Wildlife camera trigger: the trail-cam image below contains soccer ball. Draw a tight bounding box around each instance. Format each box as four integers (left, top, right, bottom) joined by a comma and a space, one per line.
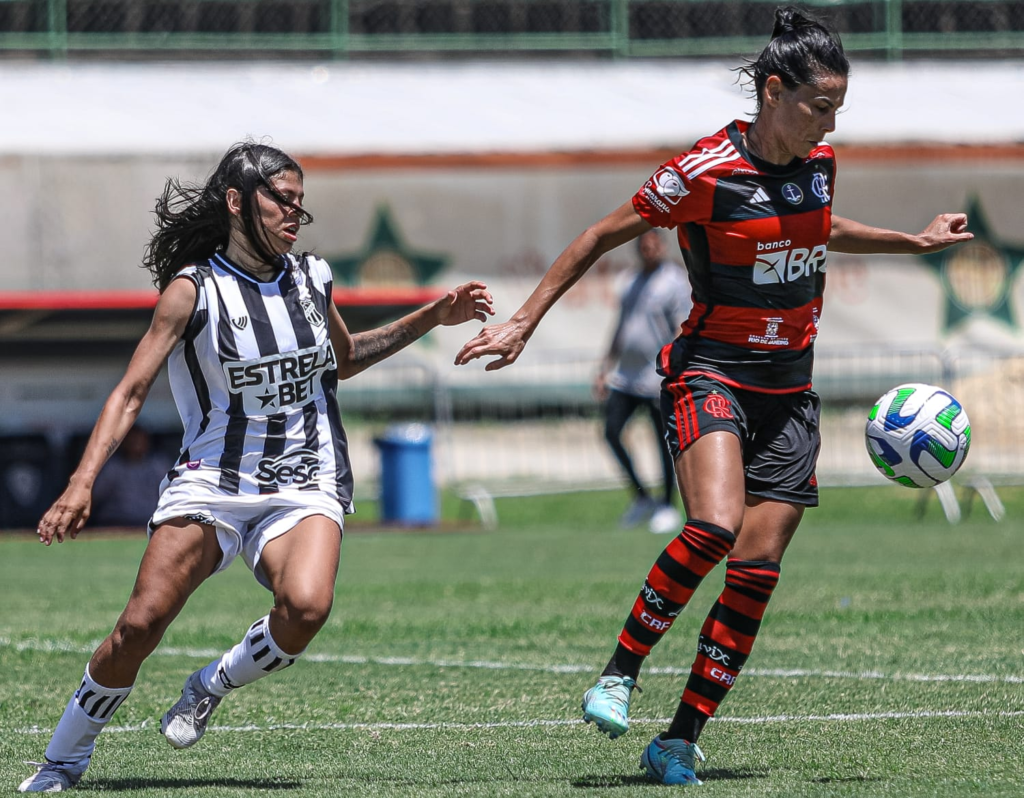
864, 383, 971, 488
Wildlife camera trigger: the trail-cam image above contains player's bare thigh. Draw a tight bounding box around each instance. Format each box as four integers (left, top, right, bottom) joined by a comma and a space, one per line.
90, 518, 221, 686
259, 515, 342, 653
674, 430, 746, 533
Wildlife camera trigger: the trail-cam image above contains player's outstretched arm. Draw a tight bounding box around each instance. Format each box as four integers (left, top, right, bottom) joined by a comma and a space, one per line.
455, 202, 650, 371
37, 278, 195, 546
329, 281, 494, 380
828, 213, 973, 255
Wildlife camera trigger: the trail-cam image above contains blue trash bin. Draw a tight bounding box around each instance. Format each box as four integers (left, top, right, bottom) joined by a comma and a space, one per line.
374, 423, 437, 526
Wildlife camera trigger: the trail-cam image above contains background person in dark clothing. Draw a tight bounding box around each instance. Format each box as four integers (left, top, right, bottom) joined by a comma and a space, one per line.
593, 229, 690, 533
89, 426, 169, 528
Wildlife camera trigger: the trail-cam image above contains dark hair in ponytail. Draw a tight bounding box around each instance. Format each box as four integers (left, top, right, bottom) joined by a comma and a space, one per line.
142, 141, 313, 291
737, 6, 850, 114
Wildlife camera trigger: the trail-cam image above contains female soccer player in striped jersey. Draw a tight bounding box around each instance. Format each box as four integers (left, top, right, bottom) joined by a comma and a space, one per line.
18, 142, 493, 793
457, 7, 971, 786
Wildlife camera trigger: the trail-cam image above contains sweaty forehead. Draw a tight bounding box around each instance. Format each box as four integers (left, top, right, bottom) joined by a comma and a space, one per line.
808, 73, 848, 101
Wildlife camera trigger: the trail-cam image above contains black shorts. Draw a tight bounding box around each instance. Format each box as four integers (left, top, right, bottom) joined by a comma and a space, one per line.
661, 373, 821, 506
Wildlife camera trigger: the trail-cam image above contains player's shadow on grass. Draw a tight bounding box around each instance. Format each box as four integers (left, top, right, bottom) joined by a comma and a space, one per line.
573, 768, 764, 788
572, 775, 655, 788
79, 777, 302, 791
811, 775, 882, 785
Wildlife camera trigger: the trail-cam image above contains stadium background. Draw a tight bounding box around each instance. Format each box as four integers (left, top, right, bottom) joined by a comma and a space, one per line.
0, 0, 1022, 527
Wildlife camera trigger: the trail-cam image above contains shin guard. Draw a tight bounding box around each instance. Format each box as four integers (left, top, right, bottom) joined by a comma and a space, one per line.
199, 615, 303, 698
679, 559, 781, 726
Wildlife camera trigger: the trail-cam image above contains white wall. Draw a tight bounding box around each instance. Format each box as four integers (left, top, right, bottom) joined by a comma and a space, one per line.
0, 60, 1019, 156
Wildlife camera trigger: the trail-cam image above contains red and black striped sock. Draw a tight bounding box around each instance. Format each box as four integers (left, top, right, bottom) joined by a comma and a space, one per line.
606, 521, 735, 679
665, 558, 781, 742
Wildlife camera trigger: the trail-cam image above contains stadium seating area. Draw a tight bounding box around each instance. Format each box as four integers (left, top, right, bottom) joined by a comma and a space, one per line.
0, 431, 183, 529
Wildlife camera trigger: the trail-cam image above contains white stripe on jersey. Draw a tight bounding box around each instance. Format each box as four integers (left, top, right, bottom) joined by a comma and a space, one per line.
213, 267, 263, 353
687, 151, 740, 180
677, 138, 732, 169
678, 140, 738, 178
684, 148, 740, 180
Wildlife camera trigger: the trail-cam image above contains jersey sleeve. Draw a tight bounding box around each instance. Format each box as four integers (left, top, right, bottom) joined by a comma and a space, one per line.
632, 154, 714, 230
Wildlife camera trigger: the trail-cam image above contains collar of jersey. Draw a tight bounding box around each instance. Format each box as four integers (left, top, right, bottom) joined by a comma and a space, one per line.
211, 252, 287, 285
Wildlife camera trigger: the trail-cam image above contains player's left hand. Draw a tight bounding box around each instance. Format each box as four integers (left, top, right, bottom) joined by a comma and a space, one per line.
37, 482, 92, 546
915, 213, 974, 253
454, 317, 531, 371
435, 281, 495, 326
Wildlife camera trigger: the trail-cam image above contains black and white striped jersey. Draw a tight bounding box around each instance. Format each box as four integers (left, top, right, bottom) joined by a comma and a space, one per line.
163, 252, 353, 511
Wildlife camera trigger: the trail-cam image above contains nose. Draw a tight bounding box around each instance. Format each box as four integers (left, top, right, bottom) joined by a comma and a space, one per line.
822, 109, 837, 134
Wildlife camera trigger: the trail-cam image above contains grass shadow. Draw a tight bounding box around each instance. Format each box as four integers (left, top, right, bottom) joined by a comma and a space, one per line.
573, 767, 764, 788
80, 777, 302, 791
572, 774, 659, 788
701, 768, 765, 781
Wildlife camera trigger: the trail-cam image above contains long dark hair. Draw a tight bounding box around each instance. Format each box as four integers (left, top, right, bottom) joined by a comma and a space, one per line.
143, 142, 313, 291
738, 6, 850, 115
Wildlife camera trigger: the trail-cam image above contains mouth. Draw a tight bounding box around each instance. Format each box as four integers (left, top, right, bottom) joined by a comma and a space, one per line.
281, 224, 299, 243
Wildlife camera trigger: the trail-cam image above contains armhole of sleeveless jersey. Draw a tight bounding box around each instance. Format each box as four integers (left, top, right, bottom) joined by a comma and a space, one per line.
305, 253, 334, 297
170, 269, 203, 342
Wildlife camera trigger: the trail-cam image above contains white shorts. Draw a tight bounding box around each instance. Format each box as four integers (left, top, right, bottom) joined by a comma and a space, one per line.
149, 482, 345, 590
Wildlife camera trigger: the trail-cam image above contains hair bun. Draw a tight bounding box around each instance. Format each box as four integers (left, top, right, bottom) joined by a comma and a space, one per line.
772, 5, 813, 38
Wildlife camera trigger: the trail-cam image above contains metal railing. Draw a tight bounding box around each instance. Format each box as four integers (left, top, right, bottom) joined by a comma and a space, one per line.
1, 0, 1022, 60
328, 347, 1024, 493
0, 346, 1018, 529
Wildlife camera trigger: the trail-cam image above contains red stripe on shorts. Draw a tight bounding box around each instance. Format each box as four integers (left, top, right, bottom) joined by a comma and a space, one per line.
669, 380, 699, 448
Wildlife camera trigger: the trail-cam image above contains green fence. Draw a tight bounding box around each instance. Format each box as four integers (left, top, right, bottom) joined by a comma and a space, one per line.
1, 0, 1022, 60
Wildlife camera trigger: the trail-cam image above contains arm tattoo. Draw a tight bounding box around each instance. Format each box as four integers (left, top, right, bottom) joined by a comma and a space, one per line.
351, 320, 419, 368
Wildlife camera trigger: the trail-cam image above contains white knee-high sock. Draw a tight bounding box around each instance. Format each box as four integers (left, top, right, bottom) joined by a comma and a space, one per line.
198, 615, 303, 698
45, 666, 133, 765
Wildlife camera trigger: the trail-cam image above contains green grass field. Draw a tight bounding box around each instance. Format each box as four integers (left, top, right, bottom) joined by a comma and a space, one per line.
2, 486, 1023, 796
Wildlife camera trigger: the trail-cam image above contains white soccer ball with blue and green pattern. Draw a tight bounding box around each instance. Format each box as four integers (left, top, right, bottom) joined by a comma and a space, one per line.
865, 383, 971, 488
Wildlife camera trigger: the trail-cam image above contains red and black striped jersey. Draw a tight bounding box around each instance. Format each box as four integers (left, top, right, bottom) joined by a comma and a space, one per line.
632, 120, 835, 394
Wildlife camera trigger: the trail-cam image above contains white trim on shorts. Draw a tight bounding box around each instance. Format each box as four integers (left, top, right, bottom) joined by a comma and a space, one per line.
149, 481, 345, 590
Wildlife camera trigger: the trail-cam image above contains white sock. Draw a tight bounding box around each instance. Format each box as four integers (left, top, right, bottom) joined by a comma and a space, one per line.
45, 666, 133, 765
199, 615, 303, 698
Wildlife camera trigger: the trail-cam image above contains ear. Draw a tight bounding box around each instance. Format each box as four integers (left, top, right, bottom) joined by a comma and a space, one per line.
226, 187, 243, 217
763, 75, 784, 108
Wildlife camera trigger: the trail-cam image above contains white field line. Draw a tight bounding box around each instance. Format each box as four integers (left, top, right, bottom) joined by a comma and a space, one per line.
13, 709, 1024, 737
4, 635, 1024, 685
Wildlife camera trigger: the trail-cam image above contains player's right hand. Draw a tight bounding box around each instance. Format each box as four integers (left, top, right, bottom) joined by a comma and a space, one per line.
37, 484, 91, 545
454, 318, 531, 371
914, 213, 973, 253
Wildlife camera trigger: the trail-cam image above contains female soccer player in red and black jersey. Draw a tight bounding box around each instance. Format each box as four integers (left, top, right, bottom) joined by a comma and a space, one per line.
456, 6, 972, 786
